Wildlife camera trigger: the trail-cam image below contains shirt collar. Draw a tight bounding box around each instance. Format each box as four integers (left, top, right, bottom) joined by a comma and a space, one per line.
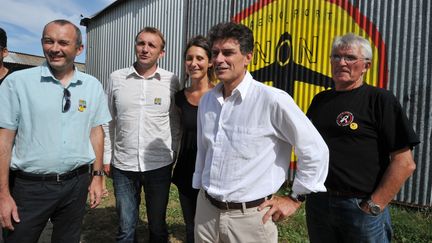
40, 62, 83, 86
234, 71, 253, 100
129, 63, 162, 80
212, 71, 253, 103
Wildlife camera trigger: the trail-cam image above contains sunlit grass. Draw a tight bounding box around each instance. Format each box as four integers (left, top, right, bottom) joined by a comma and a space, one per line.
81, 178, 432, 243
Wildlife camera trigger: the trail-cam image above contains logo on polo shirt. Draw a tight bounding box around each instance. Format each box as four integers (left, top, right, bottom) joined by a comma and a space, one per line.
78, 99, 87, 112
336, 111, 354, 127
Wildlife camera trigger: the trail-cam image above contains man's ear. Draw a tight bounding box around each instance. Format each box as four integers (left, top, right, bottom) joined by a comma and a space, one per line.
244, 52, 253, 66
75, 44, 84, 57
2, 47, 9, 58
362, 61, 371, 74
159, 49, 166, 59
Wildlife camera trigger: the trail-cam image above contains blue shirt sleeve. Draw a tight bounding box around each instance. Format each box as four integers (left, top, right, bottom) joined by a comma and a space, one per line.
0, 75, 20, 130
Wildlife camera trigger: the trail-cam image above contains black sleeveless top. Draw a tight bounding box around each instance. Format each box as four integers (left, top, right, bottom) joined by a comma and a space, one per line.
172, 89, 200, 198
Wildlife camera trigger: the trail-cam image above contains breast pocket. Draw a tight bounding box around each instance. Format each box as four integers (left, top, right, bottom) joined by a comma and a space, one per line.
227, 126, 267, 161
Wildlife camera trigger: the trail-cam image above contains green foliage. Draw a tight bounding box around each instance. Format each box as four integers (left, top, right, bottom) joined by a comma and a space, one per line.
390, 205, 432, 243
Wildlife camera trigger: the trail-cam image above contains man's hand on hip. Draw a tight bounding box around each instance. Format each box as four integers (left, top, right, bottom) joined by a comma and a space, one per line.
258, 195, 301, 223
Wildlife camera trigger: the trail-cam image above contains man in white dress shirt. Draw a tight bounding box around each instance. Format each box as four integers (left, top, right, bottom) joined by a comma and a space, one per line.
103, 27, 180, 243
192, 22, 329, 243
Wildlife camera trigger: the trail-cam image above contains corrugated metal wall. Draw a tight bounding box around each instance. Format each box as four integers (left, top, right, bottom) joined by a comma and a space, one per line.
361, 0, 432, 207
85, 0, 185, 86
185, 0, 232, 39
84, 0, 431, 207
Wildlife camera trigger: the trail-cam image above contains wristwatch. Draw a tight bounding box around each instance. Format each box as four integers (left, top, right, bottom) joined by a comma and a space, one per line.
366, 199, 381, 216
288, 191, 306, 202
92, 170, 105, 176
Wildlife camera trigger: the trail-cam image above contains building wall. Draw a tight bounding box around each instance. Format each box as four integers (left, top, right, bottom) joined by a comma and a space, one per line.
85, 0, 185, 84
84, 0, 431, 207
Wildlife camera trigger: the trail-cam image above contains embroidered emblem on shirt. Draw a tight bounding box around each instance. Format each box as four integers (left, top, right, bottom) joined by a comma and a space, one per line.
336, 111, 354, 127
154, 98, 162, 105
78, 99, 87, 112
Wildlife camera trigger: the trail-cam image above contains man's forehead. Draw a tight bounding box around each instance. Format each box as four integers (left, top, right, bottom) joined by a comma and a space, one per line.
43, 23, 75, 37
45, 22, 74, 31
334, 45, 359, 53
212, 38, 240, 49
137, 32, 162, 42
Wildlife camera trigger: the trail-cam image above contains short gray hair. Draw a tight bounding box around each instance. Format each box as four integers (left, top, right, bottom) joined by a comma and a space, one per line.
331, 33, 372, 60
42, 19, 82, 47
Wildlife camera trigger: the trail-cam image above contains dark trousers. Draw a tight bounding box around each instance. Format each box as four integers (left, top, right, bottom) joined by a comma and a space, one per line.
112, 164, 172, 243
306, 192, 392, 243
178, 190, 198, 243
4, 173, 90, 243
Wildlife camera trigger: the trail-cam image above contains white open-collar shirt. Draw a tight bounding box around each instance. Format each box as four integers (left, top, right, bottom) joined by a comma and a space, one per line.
103, 65, 181, 172
193, 72, 329, 202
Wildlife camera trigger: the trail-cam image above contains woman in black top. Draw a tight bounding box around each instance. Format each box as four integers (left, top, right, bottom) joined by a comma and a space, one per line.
172, 35, 215, 243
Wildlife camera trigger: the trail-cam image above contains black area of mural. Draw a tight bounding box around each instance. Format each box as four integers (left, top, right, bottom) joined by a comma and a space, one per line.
251, 32, 334, 96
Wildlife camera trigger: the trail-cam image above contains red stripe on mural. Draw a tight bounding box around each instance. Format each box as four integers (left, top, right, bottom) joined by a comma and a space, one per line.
232, 0, 275, 23
232, 0, 388, 88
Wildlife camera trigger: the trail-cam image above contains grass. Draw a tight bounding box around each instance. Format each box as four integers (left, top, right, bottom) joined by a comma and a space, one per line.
77, 178, 432, 243
389, 205, 432, 243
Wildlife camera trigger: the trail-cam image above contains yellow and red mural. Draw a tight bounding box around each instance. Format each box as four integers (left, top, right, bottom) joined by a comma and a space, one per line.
233, 0, 388, 179
233, 0, 387, 112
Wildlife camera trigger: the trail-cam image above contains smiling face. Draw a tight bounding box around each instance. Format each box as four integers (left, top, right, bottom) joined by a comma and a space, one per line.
211, 38, 252, 87
42, 22, 83, 75
134, 31, 165, 73
185, 45, 211, 82
331, 45, 371, 91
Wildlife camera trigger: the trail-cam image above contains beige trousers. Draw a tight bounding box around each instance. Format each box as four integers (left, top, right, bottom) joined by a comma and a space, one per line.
194, 190, 278, 243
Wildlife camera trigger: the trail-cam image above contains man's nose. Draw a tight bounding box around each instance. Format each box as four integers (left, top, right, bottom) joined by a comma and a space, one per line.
213, 52, 224, 63
50, 42, 61, 52
142, 44, 149, 52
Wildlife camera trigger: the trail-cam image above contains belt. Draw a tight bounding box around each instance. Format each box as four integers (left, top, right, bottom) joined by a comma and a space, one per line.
13, 165, 91, 182
205, 191, 272, 210
326, 189, 368, 198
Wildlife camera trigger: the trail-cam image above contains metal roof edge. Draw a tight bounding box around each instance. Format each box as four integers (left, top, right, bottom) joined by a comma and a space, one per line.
4, 51, 85, 72
80, 0, 127, 27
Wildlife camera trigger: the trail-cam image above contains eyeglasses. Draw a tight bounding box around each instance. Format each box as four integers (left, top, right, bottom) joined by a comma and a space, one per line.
62, 88, 71, 113
330, 55, 369, 64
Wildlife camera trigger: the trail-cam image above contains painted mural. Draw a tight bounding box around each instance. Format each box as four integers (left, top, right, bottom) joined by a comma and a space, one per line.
232, 0, 389, 177
233, 0, 387, 112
